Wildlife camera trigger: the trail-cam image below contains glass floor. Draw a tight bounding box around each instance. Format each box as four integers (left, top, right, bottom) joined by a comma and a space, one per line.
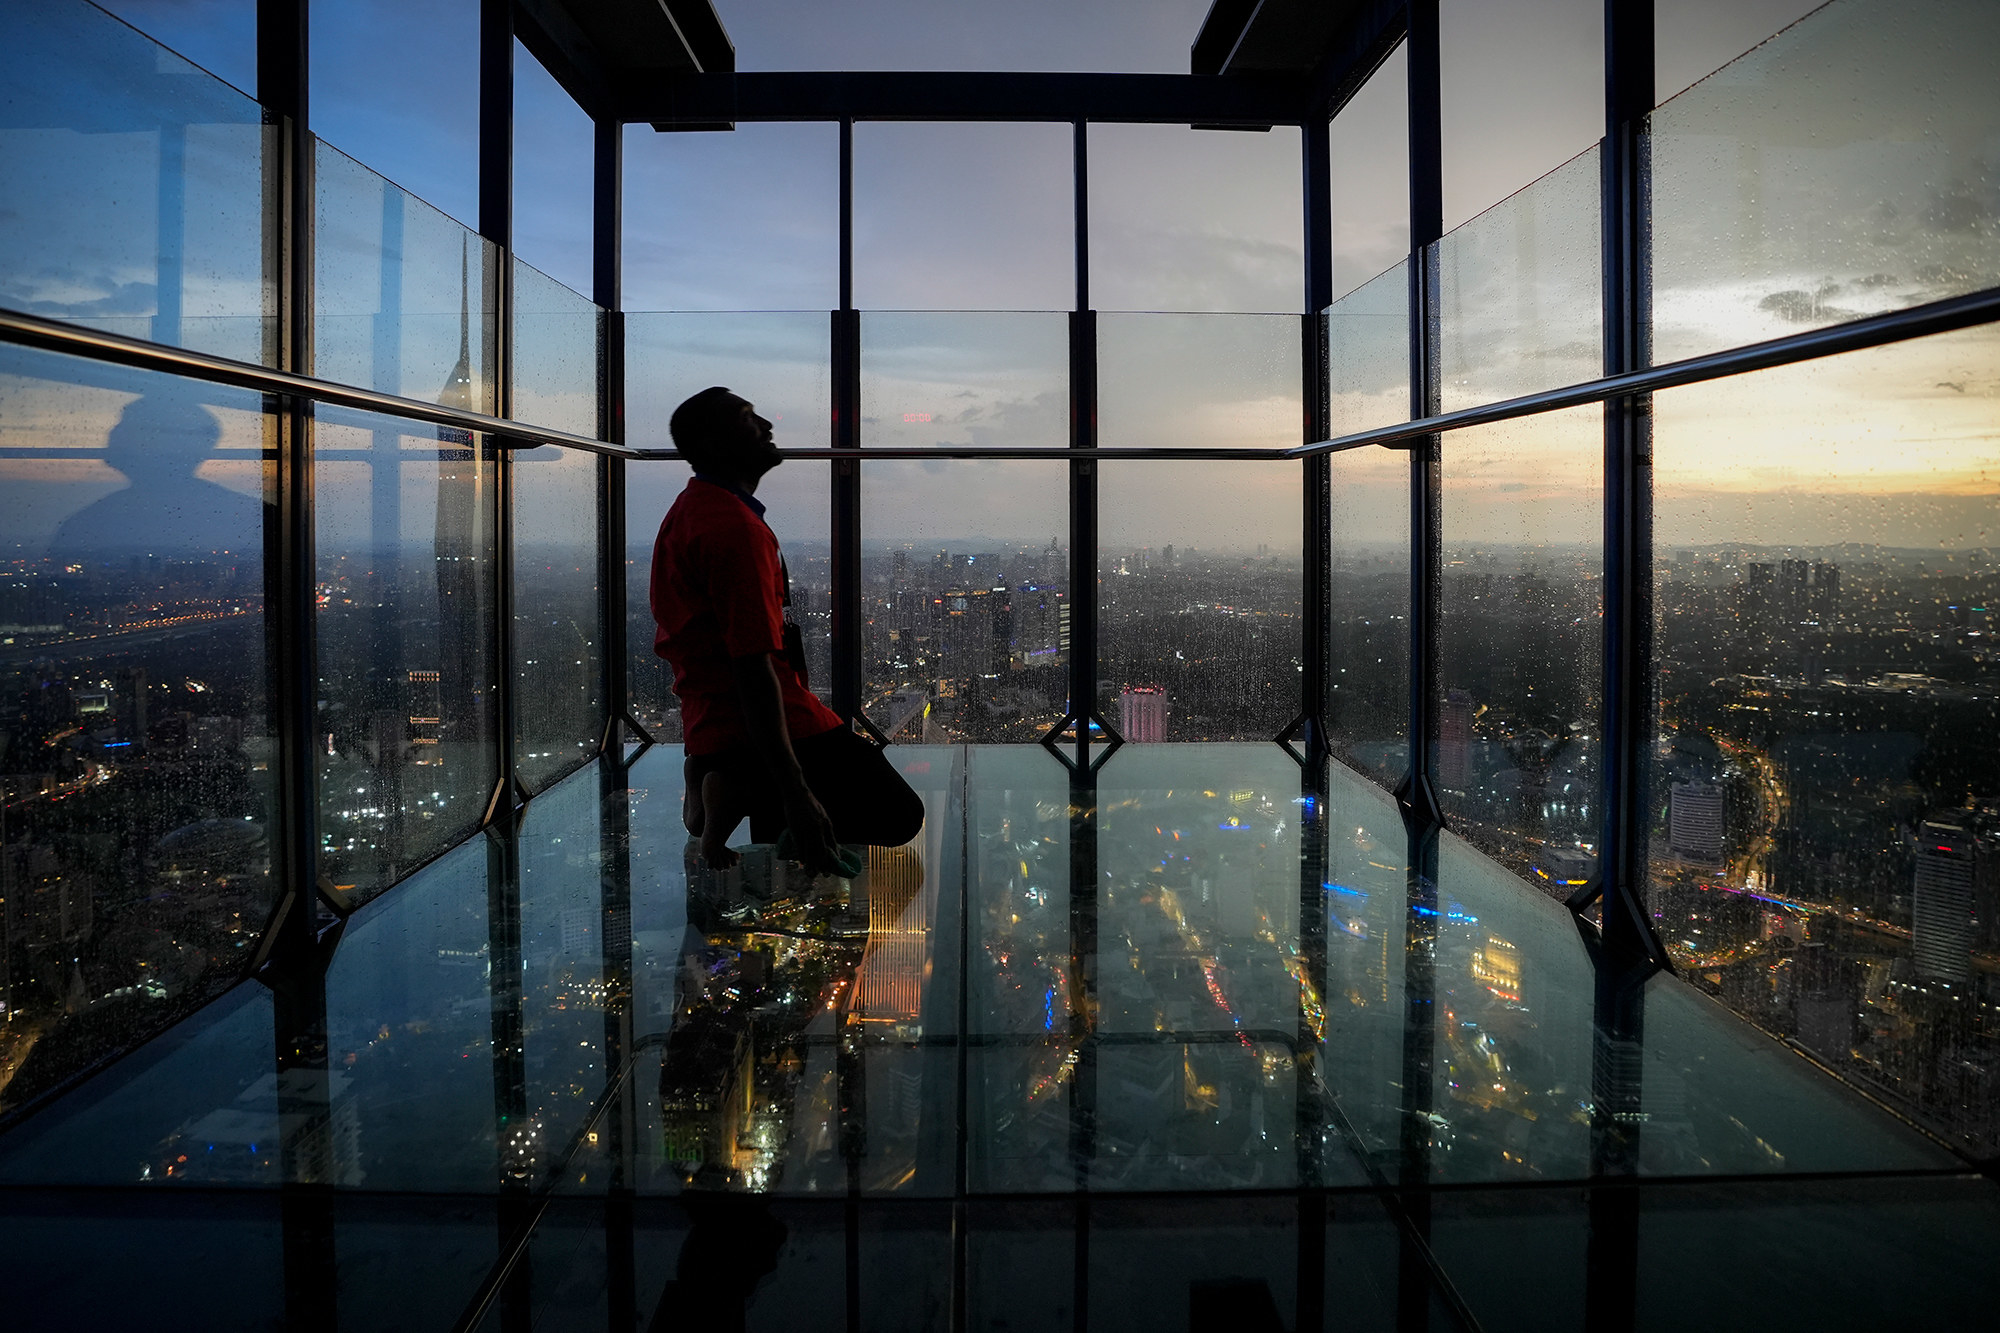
3, 743, 1996, 1331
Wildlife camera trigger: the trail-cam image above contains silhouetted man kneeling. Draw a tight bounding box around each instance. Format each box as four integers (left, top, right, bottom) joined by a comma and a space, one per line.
651, 387, 923, 874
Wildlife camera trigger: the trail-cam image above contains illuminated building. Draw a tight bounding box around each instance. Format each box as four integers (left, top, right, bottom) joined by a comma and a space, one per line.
1914, 818, 1976, 983
1669, 782, 1725, 865
1119, 686, 1169, 743
1438, 689, 1473, 791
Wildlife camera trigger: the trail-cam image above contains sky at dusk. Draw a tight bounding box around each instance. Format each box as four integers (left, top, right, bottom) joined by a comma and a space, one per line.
1, 0, 1995, 559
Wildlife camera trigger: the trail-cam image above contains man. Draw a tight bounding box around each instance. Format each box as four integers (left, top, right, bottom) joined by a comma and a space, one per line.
651, 387, 923, 873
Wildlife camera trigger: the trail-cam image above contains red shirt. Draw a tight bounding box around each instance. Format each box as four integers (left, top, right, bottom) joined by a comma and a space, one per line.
650, 478, 842, 756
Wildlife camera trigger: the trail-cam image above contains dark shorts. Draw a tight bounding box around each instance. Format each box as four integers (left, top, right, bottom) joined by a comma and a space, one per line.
685, 725, 926, 848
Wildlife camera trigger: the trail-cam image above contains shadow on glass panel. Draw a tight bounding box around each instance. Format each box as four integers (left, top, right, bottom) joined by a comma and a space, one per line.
0, 346, 272, 1121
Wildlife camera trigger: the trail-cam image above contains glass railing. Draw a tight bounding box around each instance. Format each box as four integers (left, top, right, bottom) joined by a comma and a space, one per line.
1649, 0, 2000, 365
314, 139, 499, 408
0, 0, 273, 365
1323, 259, 1410, 439
1437, 144, 1603, 412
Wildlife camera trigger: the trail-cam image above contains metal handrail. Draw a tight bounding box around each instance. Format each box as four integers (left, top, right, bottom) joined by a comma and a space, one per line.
10, 281, 1999, 468
1291, 282, 2000, 457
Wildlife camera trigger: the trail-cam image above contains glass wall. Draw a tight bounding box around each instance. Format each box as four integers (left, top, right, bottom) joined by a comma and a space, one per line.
0, 346, 274, 1116
315, 140, 499, 407
313, 407, 498, 899
0, 0, 272, 365
510, 259, 604, 792
1649, 0, 2000, 365
1651, 324, 2000, 1161
861, 461, 1068, 744
1436, 406, 1603, 896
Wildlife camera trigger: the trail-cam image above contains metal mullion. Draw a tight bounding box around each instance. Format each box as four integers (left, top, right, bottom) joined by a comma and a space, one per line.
595, 116, 626, 757
1068, 121, 1101, 769
1590, 0, 1670, 968
832, 118, 864, 725
1396, 7, 1446, 1329
1300, 112, 1334, 779
482, 0, 518, 816
1584, 4, 1660, 1328
1401, 0, 1444, 835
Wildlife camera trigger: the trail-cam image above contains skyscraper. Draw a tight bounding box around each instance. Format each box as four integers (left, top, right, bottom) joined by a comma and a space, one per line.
1914, 818, 1976, 983
1119, 686, 1168, 743
1439, 689, 1473, 792
1669, 782, 1726, 865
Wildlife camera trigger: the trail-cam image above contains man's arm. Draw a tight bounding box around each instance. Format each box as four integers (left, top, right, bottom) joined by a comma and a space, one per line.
728, 650, 844, 873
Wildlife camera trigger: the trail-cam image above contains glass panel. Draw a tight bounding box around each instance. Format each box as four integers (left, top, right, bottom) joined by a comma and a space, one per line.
0, 0, 272, 364
1427, 829, 1597, 1181
964, 746, 1073, 1191
519, 764, 611, 1165
314, 140, 499, 408
622, 123, 839, 312
1327, 443, 1411, 789
1650, 0, 2000, 364
511, 261, 604, 792
861, 461, 1068, 743
512, 39, 594, 298
1655, 0, 1822, 102
1087, 744, 1313, 1189
854, 123, 1072, 311
1087, 124, 1303, 314
1328, 43, 1411, 303
93, 0, 259, 97
1435, 405, 1603, 892
325, 837, 496, 1190
0, 346, 273, 1117
312, 0, 480, 229
1439, 0, 1603, 232
1097, 314, 1300, 452
0, 985, 275, 1184
1319, 767, 1416, 1164
1100, 461, 1303, 743
625, 313, 832, 742
1325, 260, 1411, 438
313, 407, 498, 900
1651, 324, 2000, 1162
1437, 146, 1602, 412
862, 312, 1069, 451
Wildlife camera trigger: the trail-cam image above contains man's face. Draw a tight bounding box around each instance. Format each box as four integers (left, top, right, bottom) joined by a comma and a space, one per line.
726, 396, 780, 475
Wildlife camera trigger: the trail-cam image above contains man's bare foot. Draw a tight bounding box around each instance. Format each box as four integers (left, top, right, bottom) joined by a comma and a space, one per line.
682, 759, 703, 836
698, 769, 744, 869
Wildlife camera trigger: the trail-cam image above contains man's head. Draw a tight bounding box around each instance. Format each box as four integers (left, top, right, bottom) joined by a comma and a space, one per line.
670, 386, 778, 484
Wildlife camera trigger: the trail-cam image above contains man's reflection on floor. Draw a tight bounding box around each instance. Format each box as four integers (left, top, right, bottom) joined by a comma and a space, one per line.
652, 842, 927, 1326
